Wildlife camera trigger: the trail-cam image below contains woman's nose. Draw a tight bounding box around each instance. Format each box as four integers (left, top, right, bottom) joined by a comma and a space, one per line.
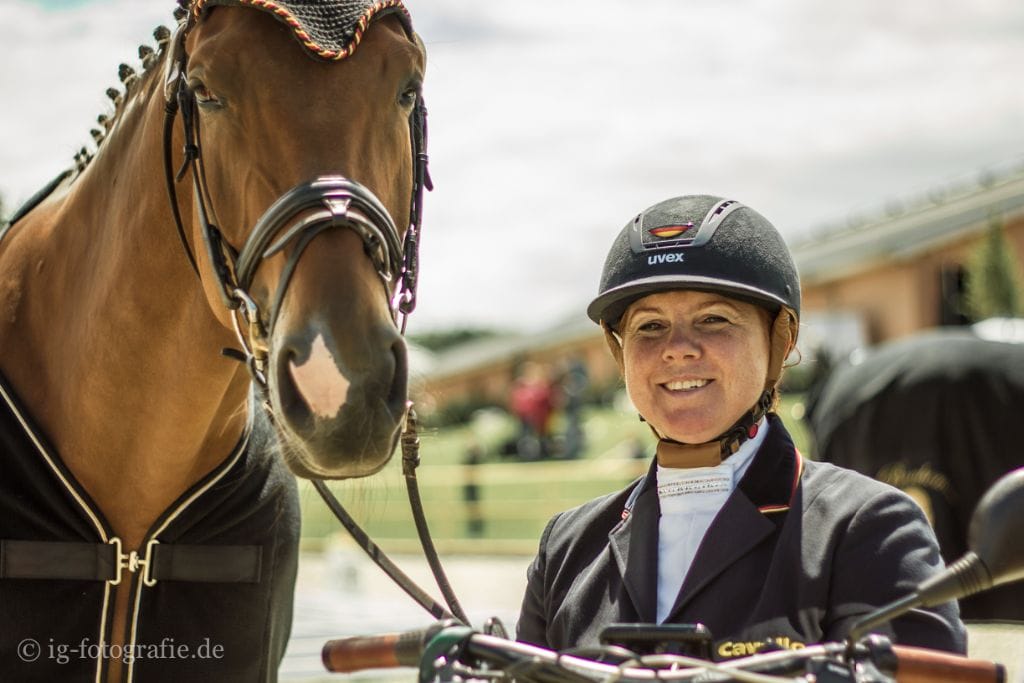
662, 326, 700, 361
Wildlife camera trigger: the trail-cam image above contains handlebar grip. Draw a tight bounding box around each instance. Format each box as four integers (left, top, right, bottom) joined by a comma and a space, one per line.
892, 645, 1005, 683
323, 627, 434, 673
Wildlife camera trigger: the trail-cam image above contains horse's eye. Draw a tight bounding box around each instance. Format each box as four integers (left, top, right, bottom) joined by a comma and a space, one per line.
399, 86, 419, 109
189, 80, 220, 107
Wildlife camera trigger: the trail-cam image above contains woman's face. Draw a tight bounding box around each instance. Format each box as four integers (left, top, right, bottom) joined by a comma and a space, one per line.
620, 290, 771, 444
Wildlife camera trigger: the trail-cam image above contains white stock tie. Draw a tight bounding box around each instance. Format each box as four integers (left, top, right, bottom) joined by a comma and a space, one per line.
655, 418, 767, 623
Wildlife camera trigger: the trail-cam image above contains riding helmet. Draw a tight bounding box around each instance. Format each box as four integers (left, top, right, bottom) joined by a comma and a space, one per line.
587, 195, 800, 328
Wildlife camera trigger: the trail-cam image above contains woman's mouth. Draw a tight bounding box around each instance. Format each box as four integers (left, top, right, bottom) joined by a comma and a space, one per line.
663, 379, 710, 391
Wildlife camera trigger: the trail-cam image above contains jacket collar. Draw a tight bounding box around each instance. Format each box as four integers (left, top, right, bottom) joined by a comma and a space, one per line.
735, 414, 803, 514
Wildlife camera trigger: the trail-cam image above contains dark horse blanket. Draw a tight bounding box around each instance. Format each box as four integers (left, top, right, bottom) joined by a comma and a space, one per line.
804, 328, 1024, 620
0, 372, 300, 682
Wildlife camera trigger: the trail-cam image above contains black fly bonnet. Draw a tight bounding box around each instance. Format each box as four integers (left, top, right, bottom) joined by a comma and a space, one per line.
192, 0, 413, 59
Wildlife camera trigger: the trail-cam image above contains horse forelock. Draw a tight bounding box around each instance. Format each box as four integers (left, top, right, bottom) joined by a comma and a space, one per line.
187, 0, 413, 61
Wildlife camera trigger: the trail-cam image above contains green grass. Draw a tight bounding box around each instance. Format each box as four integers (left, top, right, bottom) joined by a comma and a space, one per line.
299, 395, 812, 551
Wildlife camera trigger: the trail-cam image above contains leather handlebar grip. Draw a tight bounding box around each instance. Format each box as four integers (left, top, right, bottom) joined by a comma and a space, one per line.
322, 628, 429, 673
893, 645, 1005, 683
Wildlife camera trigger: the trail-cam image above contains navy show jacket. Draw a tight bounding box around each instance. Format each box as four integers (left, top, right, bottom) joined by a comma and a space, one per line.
516, 415, 966, 658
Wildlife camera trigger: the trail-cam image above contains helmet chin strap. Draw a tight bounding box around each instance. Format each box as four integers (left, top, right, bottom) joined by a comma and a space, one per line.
603, 306, 798, 469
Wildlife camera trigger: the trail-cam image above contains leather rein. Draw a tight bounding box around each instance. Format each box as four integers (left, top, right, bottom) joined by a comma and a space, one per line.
160, 17, 468, 625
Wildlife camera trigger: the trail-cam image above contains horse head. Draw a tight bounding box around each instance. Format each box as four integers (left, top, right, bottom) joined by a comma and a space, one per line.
0, 6, 432, 675
172, 0, 428, 478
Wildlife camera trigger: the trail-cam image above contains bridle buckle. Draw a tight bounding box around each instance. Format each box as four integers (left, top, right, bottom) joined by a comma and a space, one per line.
230, 288, 269, 384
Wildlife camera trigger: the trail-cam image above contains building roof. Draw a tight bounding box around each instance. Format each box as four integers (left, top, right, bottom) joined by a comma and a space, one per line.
421, 314, 598, 381
791, 160, 1024, 285
421, 159, 1024, 382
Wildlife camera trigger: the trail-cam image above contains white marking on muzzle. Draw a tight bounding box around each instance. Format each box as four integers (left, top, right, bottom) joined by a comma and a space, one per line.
288, 333, 351, 419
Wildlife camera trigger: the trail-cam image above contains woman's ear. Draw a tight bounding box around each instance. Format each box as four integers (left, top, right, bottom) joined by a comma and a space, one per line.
601, 320, 624, 376
765, 307, 798, 390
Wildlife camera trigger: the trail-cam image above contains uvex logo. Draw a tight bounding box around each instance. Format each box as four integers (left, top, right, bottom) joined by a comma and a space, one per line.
648, 253, 685, 265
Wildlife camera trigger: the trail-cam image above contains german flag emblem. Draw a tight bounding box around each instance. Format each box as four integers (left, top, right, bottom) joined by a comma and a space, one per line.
648, 223, 694, 240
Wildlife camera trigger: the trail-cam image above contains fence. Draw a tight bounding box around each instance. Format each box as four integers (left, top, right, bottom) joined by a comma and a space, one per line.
299, 456, 650, 555
298, 399, 812, 555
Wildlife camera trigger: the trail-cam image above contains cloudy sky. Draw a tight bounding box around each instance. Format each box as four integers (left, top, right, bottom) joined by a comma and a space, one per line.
2, 0, 1022, 333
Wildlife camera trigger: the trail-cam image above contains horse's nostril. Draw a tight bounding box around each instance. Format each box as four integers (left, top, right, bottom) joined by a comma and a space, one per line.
387, 337, 409, 419
274, 347, 312, 429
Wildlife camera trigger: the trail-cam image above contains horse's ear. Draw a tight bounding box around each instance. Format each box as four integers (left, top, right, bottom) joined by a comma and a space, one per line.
162, 23, 188, 104
413, 31, 428, 64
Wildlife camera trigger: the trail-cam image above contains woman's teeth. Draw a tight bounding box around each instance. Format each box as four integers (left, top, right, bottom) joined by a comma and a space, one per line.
664, 379, 709, 391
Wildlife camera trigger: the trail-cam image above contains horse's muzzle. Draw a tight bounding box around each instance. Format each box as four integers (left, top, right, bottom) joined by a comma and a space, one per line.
271, 325, 408, 478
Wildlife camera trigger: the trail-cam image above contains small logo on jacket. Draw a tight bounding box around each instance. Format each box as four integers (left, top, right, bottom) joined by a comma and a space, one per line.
717, 636, 805, 658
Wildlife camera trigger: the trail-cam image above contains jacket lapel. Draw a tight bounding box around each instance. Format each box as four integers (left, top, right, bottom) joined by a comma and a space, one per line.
666, 491, 776, 619
665, 416, 803, 620
609, 470, 659, 622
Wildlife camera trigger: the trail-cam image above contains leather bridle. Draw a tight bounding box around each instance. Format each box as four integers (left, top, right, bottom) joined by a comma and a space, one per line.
159, 12, 469, 626
160, 19, 431, 386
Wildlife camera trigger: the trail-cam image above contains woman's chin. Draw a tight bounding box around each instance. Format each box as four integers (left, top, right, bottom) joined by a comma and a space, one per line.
652, 405, 754, 445
652, 422, 722, 445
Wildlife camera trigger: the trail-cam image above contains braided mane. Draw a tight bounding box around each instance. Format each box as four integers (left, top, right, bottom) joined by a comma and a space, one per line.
76, 1, 414, 175
72, 7, 186, 174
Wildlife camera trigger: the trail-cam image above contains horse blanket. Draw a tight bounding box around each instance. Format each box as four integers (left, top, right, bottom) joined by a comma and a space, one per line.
0, 373, 300, 682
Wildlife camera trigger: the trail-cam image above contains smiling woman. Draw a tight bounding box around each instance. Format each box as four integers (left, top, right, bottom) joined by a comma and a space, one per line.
516, 194, 967, 659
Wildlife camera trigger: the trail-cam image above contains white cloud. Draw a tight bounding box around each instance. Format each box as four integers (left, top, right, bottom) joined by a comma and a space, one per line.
1, 0, 176, 203
3, 0, 1023, 333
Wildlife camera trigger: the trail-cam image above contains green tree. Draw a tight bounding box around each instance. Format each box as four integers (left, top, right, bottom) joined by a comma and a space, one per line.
965, 216, 1023, 320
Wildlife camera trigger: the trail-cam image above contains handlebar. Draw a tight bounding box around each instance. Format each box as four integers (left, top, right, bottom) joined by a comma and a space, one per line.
323, 624, 443, 673
888, 645, 1003, 683
322, 623, 1007, 683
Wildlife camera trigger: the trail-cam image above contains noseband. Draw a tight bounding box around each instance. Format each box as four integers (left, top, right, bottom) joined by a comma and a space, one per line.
161, 19, 430, 385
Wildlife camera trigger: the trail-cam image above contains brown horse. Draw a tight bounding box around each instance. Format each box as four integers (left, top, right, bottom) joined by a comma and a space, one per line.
0, 1, 427, 681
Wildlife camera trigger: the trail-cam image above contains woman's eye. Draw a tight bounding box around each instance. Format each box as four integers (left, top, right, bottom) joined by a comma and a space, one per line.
637, 320, 665, 332
700, 315, 729, 325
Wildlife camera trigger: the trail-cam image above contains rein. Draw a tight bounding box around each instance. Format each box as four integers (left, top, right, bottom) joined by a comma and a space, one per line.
160, 14, 467, 626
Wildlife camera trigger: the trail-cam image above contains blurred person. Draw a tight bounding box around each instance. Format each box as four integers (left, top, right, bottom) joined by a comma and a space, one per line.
516, 195, 965, 656
559, 357, 590, 459
508, 361, 557, 460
